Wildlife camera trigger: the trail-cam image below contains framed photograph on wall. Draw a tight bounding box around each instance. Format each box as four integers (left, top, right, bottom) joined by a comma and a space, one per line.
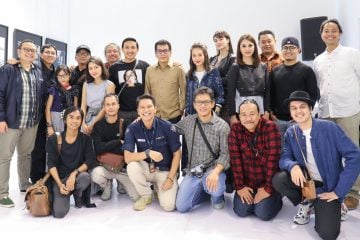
13, 29, 42, 64
0, 24, 8, 67
45, 38, 67, 67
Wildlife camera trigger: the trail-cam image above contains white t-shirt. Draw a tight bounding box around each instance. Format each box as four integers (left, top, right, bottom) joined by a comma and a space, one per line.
195, 71, 205, 85
302, 129, 323, 181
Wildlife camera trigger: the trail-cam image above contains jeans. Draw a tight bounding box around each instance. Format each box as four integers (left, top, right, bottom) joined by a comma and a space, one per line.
176, 170, 226, 213
233, 189, 282, 221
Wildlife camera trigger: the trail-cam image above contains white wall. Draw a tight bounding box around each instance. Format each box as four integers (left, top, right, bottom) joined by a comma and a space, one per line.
336, 0, 360, 49
2, 0, 353, 70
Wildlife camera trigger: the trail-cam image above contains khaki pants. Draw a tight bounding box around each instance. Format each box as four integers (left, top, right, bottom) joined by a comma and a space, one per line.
91, 166, 140, 201
127, 161, 178, 211
324, 112, 360, 198
0, 125, 38, 198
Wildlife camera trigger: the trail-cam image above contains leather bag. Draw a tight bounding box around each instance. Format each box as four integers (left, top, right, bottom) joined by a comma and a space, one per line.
25, 173, 51, 217
302, 179, 316, 200
97, 118, 125, 173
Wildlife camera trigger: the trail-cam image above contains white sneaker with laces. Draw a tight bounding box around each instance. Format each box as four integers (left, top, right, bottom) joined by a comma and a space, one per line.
293, 201, 314, 225
101, 181, 112, 201
341, 202, 348, 221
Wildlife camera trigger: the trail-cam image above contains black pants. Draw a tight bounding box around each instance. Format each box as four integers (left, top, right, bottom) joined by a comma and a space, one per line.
272, 171, 341, 240
30, 115, 47, 183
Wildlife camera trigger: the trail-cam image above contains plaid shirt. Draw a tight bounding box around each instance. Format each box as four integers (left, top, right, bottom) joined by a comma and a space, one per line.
19, 64, 38, 128
228, 118, 281, 194
175, 113, 230, 173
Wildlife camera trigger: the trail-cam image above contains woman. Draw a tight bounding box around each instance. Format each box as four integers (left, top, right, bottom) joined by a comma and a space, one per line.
210, 30, 236, 121
81, 57, 115, 135
227, 34, 269, 126
46, 106, 96, 218
45, 65, 78, 136
186, 43, 224, 115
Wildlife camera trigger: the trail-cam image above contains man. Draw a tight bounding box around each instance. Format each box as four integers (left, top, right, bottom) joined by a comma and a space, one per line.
104, 42, 121, 69
313, 19, 360, 210
228, 99, 282, 220
123, 94, 181, 211
91, 94, 139, 201
175, 87, 230, 213
109, 37, 149, 122
272, 91, 360, 240
70, 44, 91, 105
30, 43, 58, 183
270, 37, 318, 138
258, 30, 283, 72
0, 39, 44, 207
145, 39, 186, 123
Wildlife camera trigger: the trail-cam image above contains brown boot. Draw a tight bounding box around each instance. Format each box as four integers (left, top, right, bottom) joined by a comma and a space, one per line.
344, 196, 359, 210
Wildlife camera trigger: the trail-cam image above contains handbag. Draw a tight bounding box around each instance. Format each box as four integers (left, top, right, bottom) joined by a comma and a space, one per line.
24, 133, 62, 217
97, 118, 125, 173
25, 173, 51, 217
293, 126, 317, 200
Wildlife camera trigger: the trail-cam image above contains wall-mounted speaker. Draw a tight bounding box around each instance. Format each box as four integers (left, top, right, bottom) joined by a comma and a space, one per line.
300, 16, 328, 61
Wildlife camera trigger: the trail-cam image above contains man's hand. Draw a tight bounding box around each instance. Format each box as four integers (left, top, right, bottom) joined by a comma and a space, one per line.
161, 177, 174, 191
254, 187, 270, 204
318, 191, 339, 202
0, 121, 8, 134
206, 170, 219, 192
290, 165, 306, 188
237, 187, 254, 204
149, 150, 163, 162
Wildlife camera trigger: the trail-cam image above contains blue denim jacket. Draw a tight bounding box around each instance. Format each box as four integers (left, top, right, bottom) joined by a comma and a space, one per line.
280, 119, 360, 200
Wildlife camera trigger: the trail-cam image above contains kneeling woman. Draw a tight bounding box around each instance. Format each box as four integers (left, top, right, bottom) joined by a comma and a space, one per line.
46, 106, 96, 218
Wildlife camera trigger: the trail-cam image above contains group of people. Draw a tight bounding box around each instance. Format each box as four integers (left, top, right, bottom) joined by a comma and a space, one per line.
1, 18, 360, 240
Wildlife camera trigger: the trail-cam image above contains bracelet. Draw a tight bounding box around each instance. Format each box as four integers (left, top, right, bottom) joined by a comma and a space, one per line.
46, 122, 53, 127
167, 177, 174, 182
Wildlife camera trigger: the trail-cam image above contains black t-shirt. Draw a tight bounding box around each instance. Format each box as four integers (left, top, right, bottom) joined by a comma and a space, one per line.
109, 59, 149, 111
270, 62, 319, 121
70, 66, 86, 105
46, 132, 96, 179
91, 115, 130, 155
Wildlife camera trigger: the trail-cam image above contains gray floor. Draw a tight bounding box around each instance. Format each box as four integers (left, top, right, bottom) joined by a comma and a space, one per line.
1, 161, 359, 240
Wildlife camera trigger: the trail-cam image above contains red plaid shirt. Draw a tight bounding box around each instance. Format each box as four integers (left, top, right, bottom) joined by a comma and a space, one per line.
228, 118, 281, 194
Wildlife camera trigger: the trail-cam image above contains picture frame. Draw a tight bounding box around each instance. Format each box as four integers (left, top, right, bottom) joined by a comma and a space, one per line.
13, 29, 42, 64
0, 24, 8, 67
45, 37, 67, 67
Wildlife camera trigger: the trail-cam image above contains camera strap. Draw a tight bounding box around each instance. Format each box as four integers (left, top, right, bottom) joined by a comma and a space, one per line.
196, 118, 218, 160
293, 126, 311, 180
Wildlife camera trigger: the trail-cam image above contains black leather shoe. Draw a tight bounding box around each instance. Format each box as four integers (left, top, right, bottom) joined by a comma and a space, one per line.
74, 195, 83, 208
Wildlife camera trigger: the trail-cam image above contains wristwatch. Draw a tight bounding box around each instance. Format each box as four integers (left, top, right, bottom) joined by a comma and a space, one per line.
145, 149, 151, 159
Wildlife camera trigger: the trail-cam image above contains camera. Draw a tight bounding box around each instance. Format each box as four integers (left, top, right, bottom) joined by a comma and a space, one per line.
190, 164, 207, 178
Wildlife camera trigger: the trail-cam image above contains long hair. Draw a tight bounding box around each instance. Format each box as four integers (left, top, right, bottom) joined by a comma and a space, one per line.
63, 106, 84, 131
187, 42, 210, 79
213, 30, 234, 55
236, 34, 260, 67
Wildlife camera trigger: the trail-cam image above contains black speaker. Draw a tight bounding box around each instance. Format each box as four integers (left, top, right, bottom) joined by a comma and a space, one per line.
300, 16, 328, 61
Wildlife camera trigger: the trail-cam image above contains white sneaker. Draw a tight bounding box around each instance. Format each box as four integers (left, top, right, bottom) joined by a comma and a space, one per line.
294, 201, 314, 225
341, 202, 348, 221
101, 181, 112, 201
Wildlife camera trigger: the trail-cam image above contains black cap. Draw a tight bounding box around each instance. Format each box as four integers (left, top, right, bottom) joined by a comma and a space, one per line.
283, 91, 315, 108
281, 37, 300, 48
76, 44, 91, 54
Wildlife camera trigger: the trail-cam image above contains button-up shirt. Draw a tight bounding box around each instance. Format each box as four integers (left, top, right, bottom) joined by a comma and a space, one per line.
314, 44, 360, 118
145, 62, 186, 120
260, 52, 283, 72
175, 113, 230, 172
228, 118, 281, 194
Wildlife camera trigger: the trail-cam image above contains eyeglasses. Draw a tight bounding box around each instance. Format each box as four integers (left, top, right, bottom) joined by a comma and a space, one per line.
194, 100, 213, 106
156, 49, 170, 55
282, 46, 298, 51
22, 48, 36, 54
76, 52, 90, 57
43, 51, 57, 56
57, 73, 69, 79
